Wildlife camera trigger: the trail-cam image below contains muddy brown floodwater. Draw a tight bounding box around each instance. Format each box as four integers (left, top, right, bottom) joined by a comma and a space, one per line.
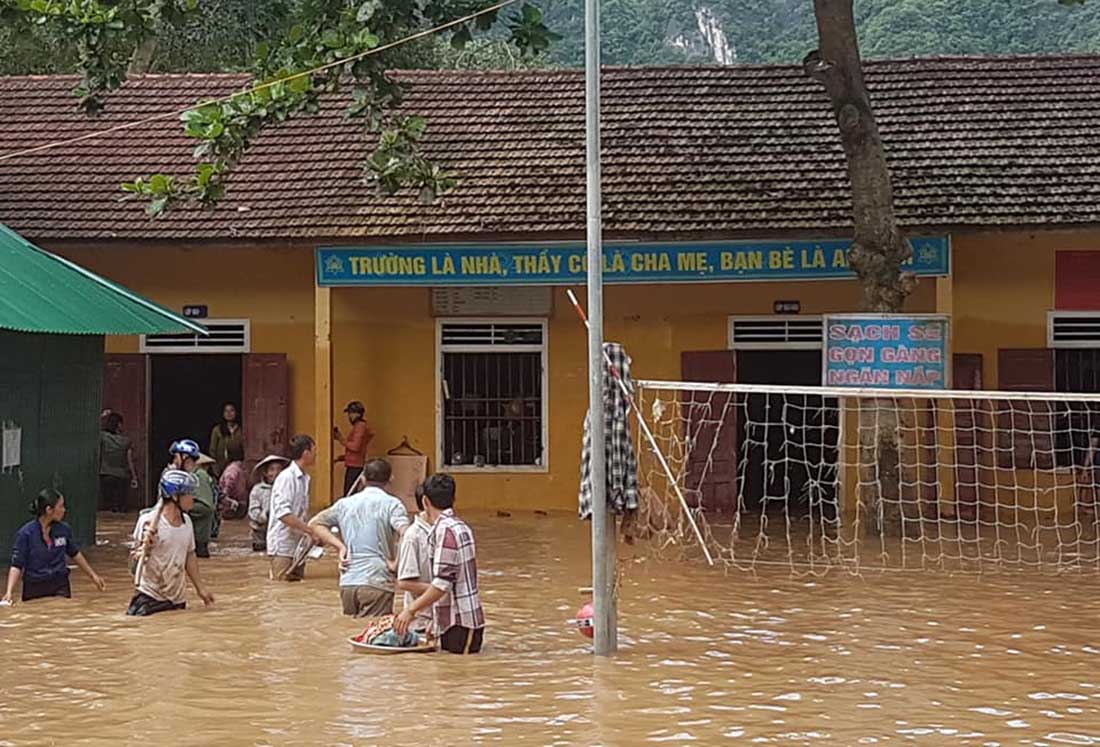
3, 512, 1100, 746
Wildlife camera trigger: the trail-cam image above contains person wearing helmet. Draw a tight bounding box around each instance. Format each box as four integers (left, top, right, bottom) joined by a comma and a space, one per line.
165, 440, 216, 558
126, 469, 215, 617
334, 401, 374, 498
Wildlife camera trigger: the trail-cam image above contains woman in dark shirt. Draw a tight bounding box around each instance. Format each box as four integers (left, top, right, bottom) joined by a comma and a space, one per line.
2, 489, 106, 605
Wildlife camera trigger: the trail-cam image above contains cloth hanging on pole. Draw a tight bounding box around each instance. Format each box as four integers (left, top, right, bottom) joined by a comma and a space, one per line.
579, 342, 639, 520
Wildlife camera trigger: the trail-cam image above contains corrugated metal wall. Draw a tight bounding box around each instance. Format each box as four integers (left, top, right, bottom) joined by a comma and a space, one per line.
0, 331, 103, 562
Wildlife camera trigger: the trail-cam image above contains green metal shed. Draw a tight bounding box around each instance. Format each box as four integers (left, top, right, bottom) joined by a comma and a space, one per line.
0, 223, 203, 562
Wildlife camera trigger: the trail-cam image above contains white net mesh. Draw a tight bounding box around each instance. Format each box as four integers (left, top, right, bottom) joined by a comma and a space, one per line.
630, 381, 1100, 575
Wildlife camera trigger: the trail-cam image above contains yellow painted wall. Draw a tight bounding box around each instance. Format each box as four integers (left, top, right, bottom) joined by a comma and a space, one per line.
49, 242, 317, 440
331, 278, 936, 511
41, 237, 989, 514
951, 229, 1100, 386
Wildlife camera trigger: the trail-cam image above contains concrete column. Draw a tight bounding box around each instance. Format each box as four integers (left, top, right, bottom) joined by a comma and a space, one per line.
314, 284, 332, 511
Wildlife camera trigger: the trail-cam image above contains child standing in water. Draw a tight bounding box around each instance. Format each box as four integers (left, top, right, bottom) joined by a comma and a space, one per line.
248, 455, 290, 552
127, 469, 215, 617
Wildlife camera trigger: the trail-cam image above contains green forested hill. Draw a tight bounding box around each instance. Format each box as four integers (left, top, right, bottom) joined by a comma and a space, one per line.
545, 0, 1100, 67
2, 0, 1100, 76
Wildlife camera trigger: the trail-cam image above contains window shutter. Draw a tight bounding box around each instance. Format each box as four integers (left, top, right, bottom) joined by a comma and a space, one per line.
997, 349, 1055, 470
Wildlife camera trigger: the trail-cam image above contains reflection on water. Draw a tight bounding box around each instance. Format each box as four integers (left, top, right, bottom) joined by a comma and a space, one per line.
3, 512, 1100, 746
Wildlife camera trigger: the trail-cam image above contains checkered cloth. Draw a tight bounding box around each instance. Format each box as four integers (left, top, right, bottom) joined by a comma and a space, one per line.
429, 509, 485, 634
579, 343, 640, 520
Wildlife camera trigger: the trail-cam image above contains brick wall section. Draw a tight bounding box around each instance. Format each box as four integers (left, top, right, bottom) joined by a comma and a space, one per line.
2, 55, 1100, 241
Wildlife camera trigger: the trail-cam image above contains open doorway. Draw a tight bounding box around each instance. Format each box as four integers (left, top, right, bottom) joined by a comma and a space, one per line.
150, 355, 243, 465
736, 349, 839, 521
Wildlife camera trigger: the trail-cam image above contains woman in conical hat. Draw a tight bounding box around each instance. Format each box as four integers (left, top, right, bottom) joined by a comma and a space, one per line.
248, 455, 290, 552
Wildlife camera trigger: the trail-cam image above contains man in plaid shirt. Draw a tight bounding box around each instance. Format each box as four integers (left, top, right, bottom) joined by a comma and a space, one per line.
395, 473, 485, 654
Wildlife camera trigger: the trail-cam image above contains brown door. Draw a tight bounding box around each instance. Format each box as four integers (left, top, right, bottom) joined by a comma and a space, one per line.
102, 354, 148, 510
242, 354, 289, 465
953, 354, 986, 518
681, 350, 737, 513
997, 348, 1056, 469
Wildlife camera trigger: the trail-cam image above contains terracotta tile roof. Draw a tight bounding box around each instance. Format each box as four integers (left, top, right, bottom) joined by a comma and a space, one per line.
2, 55, 1100, 241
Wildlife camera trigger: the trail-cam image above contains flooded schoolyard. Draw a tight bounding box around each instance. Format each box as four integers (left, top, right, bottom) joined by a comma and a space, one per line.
2, 512, 1100, 746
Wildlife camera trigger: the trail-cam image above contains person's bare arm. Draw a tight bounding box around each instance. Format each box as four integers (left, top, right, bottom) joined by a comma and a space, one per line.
127, 446, 138, 488
397, 578, 431, 596
185, 552, 214, 606
395, 585, 446, 634
308, 510, 349, 568
2, 566, 22, 604
279, 512, 315, 538
73, 552, 106, 591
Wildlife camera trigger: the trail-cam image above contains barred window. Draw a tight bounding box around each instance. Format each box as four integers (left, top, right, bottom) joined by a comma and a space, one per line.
439, 320, 546, 469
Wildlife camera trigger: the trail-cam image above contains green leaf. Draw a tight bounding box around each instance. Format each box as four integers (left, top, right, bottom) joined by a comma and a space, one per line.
288, 23, 304, 43
287, 74, 311, 94
451, 24, 472, 50
322, 29, 344, 49
149, 174, 169, 193
356, 0, 380, 23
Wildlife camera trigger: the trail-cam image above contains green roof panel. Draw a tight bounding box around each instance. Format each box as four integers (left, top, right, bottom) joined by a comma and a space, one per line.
0, 223, 204, 335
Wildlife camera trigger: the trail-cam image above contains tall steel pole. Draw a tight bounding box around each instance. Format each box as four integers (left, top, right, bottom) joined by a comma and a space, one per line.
585, 0, 617, 656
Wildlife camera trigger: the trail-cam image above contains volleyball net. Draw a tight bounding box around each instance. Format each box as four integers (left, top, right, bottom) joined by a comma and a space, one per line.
629, 381, 1100, 575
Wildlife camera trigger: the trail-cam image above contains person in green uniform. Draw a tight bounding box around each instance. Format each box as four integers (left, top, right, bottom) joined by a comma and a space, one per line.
189, 454, 218, 559
99, 412, 137, 513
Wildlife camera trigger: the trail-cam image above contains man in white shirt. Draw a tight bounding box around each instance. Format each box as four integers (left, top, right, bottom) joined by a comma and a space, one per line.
396, 482, 434, 633
309, 458, 409, 616
267, 434, 318, 581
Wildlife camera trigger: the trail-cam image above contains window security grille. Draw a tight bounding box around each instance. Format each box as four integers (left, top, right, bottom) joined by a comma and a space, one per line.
440, 321, 545, 468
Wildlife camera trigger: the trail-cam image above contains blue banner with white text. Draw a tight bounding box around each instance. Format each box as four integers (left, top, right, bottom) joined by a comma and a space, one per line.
316, 237, 950, 286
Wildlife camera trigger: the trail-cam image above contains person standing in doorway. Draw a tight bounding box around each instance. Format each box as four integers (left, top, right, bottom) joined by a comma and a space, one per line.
334, 401, 374, 497
127, 470, 215, 616
99, 411, 138, 513
268, 434, 318, 581
395, 474, 485, 654
308, 458, 409, 617
395, 482, 434, 634
209, 402, 243, 477
3, 489, 107, 605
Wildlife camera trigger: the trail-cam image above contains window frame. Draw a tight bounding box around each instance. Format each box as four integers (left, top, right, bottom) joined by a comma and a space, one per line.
435, 317, 549, 474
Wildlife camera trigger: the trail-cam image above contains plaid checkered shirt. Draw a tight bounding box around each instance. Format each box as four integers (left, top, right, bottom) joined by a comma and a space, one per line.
579, 342, 640, 519
428, 509, 485, 634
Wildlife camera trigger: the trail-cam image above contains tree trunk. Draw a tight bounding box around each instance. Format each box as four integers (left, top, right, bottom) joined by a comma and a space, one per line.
128, 37, 159, 74
807, 0, 919, 540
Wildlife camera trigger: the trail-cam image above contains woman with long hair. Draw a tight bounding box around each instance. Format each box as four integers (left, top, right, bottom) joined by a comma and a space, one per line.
209, 402, 243, 476
2, 489, 106, 605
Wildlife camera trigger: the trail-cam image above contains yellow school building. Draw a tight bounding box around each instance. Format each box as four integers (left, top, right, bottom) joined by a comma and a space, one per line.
3, 55, 1099, 516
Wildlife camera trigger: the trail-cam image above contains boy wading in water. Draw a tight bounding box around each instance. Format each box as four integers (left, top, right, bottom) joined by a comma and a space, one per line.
127, 469, 215, 616
395, 474, 485, 654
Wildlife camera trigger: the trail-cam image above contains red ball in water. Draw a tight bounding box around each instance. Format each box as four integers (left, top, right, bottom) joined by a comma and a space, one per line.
575, 602, 594, 639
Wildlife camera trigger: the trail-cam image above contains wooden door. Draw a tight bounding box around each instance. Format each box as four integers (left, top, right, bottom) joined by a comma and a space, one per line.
102, 354, 148, 509
997, 348, 1056, 469
953, 353, 986, 518
681, 350, 737, 514
243, 353, 289, 465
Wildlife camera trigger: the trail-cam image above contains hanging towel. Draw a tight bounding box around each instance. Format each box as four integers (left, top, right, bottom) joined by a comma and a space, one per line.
579, 342, 640, 520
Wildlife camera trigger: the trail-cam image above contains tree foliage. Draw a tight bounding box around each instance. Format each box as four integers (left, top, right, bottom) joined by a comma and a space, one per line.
1, 0, 557, 215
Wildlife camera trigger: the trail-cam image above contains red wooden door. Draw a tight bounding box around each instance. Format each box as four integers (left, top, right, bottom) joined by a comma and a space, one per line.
953, 353, 985, 519
102, 354, 148, 510
681, 350, 737, 514
997, 348, 1056, 469
242, 354, 289, 465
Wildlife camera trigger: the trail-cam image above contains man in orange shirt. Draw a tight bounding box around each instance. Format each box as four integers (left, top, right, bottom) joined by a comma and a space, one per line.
334, 400, 374, 497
